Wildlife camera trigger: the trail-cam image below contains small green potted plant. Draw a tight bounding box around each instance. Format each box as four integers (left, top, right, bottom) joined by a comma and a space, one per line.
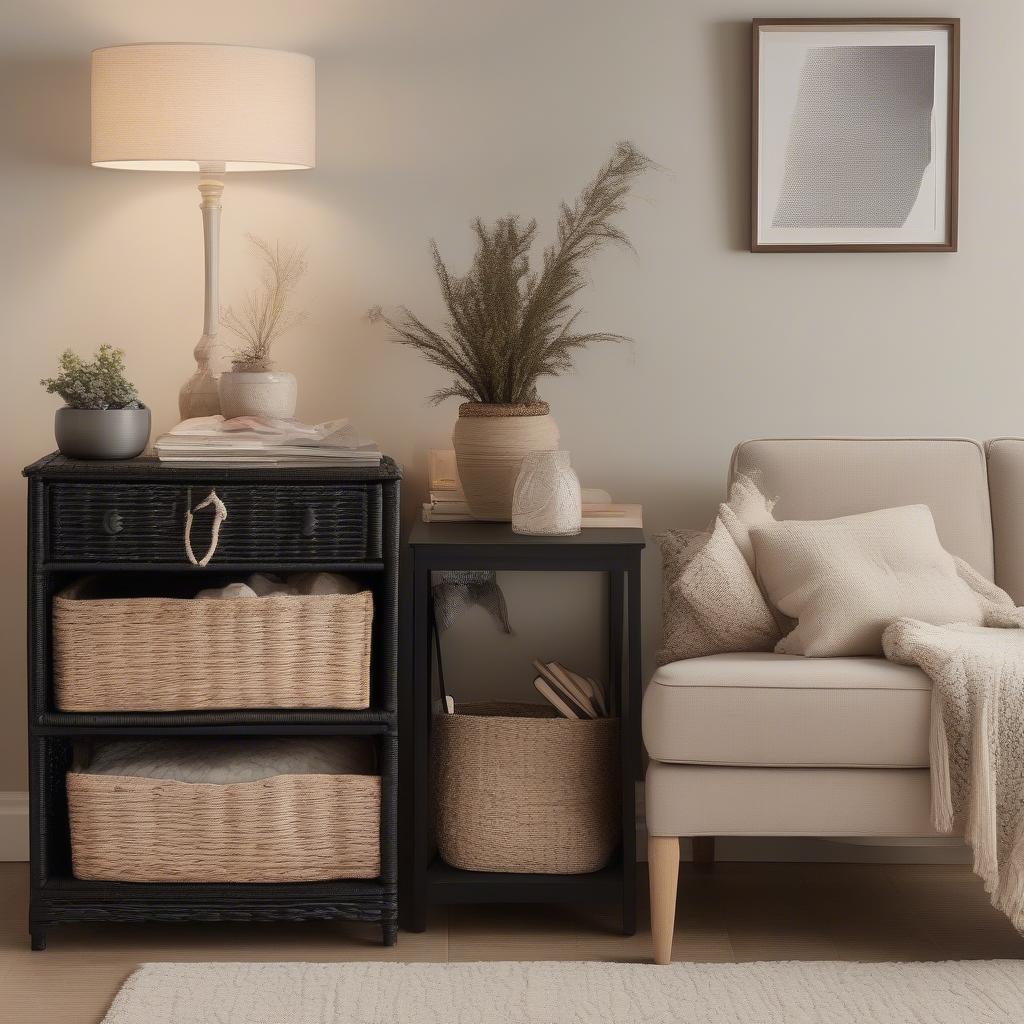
41, 345, 150, 459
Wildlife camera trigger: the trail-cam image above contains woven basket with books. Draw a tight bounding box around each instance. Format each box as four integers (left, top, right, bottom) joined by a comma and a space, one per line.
433, 688, 619, 874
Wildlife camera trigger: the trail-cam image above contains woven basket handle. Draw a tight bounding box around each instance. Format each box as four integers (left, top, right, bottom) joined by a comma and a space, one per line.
184, 488, 228, 567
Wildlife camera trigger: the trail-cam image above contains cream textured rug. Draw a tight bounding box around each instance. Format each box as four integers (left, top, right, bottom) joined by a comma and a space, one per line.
103, 960, 1024, 1023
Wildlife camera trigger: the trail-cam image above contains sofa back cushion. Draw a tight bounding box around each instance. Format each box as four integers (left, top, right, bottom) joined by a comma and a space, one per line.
730, 438, 994, 580
986, 438, 1024, 603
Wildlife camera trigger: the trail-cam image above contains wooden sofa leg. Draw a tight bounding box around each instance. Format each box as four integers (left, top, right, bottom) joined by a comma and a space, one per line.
648, 835, 680, 965
693, 836, 715, 869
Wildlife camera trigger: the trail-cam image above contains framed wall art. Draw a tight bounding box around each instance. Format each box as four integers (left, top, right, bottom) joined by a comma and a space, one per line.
751, 18, 959, 252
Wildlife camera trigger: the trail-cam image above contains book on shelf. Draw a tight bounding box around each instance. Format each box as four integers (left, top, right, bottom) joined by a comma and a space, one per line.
533, 676, 588, 720
532, 660, 610, 720
582, 503, 642, 529
428, 449, 460, 491
423, 500, 641, 528
423, 449, 637, 526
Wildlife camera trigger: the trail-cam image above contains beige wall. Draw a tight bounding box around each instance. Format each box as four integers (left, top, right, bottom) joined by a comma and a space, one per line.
1, 0, 1022, 793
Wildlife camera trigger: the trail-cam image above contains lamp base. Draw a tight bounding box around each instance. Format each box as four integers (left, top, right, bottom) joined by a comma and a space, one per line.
178, 333, 222, 420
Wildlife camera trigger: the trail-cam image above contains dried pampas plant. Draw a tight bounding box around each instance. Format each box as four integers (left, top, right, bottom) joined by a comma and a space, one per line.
370, 141, 652, 406
221, 235, 309, 371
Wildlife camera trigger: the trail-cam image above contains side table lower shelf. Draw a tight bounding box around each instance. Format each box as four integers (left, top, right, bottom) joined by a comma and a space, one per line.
425, 857, 627, 905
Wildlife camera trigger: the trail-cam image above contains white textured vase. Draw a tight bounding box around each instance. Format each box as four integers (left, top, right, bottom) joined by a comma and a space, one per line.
512, 450, 582, 536
218, 369, 298, 420
452, 403, 560, 521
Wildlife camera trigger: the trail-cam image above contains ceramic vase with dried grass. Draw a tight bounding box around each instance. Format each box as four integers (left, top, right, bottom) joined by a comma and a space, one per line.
218, 235, 307, 420
369, 143, 651, 509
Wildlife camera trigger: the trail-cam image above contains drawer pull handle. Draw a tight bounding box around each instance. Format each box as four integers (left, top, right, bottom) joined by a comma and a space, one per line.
302, 507, 318, 537
102, 510, 124, 536
184, 489, 228, 567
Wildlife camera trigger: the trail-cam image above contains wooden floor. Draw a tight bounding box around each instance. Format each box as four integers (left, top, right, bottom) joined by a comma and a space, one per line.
1, 861, 1022, 1023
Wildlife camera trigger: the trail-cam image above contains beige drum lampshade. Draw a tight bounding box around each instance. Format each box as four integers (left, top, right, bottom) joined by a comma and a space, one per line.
91, 43, 315, 171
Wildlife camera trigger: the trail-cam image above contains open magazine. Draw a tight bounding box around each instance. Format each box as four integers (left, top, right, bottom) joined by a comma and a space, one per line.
155, 416, 382, 467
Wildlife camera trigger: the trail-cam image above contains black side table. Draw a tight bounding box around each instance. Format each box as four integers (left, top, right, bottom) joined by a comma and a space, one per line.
400, 521, 645, 935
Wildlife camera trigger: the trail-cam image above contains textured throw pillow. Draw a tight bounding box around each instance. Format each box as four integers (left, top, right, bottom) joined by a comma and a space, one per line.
657, 478, 781, 665
716, 473, 776, 571
751, 505, 988, 658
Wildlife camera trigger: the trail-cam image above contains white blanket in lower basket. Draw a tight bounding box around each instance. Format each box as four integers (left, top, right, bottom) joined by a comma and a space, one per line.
82, 736, 375, 785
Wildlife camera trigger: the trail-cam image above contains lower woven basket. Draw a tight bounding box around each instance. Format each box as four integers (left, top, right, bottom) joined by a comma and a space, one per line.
67, 771, 381, 883
433, 702, 619, 874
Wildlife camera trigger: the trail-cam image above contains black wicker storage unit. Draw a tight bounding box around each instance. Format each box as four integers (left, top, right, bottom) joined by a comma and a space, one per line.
23, 453, 401, 950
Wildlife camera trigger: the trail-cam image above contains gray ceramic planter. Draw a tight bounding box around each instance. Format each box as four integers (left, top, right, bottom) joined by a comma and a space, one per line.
54, 406, 151, 460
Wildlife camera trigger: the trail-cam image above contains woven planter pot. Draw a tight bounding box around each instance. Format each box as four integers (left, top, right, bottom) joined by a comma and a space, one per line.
67, 770, 381, 882
451, 403, 560, 521
433, 702, 619, 874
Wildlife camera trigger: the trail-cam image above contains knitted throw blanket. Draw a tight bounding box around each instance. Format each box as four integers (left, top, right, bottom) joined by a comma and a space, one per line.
883, 605, 1024, 932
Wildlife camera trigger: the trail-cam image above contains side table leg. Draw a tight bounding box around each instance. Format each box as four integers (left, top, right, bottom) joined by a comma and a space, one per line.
400, 556, 431, 933
625, 558, 644, 935
616, 567, 638, 937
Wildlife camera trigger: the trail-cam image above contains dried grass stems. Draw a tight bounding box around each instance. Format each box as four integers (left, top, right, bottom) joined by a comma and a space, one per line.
370, 141, 652, 406
221, 235, 309, 371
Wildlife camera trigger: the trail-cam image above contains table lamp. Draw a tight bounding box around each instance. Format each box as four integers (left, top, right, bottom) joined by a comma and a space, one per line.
91, 43, 316, 419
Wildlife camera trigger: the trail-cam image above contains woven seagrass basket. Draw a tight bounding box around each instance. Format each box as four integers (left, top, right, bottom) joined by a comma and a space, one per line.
433, 702, 619, 874
53, 578, 373, 711
67, 770, 381, 882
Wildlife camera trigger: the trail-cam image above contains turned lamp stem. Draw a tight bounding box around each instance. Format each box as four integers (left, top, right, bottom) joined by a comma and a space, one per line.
179, 163, 226, 419
199, 163, 224, 339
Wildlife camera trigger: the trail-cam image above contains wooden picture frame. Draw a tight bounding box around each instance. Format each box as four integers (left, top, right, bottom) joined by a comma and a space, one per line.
751, 18, 959, 252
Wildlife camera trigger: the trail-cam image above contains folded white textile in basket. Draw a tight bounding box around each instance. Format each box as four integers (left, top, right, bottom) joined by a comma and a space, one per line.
195, 572, 363, 600
81, 737, 375, 785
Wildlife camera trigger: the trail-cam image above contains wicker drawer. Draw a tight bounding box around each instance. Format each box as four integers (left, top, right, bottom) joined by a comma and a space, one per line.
48, 482, 381, 564
68, 770, 382, 882
53, 579, 373, 711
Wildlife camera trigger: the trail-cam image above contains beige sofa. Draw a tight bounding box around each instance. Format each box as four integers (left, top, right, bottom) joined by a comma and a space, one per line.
643, 437, 1024, 965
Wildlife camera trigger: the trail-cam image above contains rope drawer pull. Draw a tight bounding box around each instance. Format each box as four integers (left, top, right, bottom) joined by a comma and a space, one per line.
184, 489, 228, 567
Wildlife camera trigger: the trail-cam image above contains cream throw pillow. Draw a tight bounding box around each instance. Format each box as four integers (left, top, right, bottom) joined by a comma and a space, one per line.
751, 505, 988, 657
716, 473, 776, 571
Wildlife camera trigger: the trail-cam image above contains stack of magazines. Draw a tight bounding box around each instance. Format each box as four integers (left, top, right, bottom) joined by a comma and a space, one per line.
155, 416, 382, 467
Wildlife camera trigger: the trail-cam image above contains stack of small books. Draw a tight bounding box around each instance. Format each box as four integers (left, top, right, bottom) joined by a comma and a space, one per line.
533, 660, 611, 719
423, 450, 642, 528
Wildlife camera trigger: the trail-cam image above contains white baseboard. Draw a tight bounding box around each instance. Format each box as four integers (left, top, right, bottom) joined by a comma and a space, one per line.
0, 786, 971, 865
0, 792, 28, 861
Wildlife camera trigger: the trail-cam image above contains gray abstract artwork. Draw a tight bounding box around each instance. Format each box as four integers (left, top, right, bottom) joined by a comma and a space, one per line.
772, 45, 935, 229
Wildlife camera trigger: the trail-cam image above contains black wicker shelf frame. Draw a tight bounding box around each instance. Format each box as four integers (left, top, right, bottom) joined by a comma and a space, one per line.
400, 521, 645, 935
23, 453, 401, 951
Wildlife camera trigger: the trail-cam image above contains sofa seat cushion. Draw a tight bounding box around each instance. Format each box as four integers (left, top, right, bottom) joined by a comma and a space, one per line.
642, 653, 931, 768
